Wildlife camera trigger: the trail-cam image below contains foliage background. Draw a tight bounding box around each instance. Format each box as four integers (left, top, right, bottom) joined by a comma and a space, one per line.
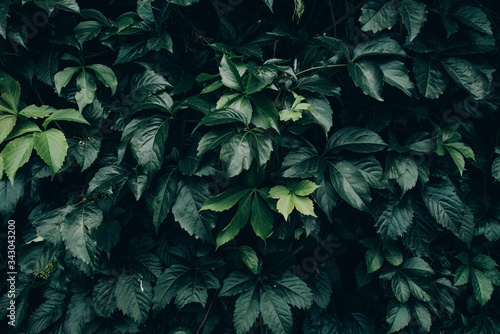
1, 0, 500, 333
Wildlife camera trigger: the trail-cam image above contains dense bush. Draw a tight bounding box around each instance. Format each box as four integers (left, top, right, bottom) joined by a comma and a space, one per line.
1, 0, 500, 333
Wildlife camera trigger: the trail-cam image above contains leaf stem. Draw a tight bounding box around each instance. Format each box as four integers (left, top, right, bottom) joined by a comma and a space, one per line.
296, 63, 347, 76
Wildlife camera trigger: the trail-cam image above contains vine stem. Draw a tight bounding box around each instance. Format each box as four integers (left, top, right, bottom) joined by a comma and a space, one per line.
296, 63, 347, 76
195, 290, 218, 334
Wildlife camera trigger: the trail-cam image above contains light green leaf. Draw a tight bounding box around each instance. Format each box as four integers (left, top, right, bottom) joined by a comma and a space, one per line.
441, 57, 490, 99
348, 60, 384, 101
0, 115, 16, 145
1, 135, 34, 185
5, 119, 41, 141
0, 71, 21, 114
75, 70, 97, 112
238, 246, 259, 274
201, 187, 252, 212
54, 67, 80, 95
216, 194, 252, 248
33, 129, 68, 177
413, 57, 448, 99
42, 108, 90, 129
380, 61, 416, 97
359, 0, 399, 33
288, 179, 320, 196
86, 64, 118, 95
399, 0, 427, 42
328, 161, 372, 212
19, 105, 57, 119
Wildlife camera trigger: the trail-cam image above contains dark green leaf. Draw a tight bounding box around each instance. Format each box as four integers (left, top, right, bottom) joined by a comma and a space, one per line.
329, 161, 371, 212
115, 272, 152, 324
413, 57, 448, 99
348, 60, 384, 101
326, 127, 387, 154
398, 0, 427, 42
441, 57, 490, 99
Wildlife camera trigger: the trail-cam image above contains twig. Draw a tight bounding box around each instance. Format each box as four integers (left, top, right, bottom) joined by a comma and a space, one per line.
195, 290, 218, 334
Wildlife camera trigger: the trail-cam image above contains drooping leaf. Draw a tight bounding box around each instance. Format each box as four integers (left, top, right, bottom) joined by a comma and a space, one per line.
54, 67, 80, 95
148, 168, 178, 231
441, 57, 490, 99
216, 194, 252, 248
201, 186, 252, 212
86, 64, 118, 95
386, 300, 411, 333
250, 192, 274, 240
1, 135, 34, 185
42, 108, 90, 129
398, 0, 427, 42
220, 133, 253, 178
470, 267, 494, 306
238, 246, 259, 274
0, 114, 17, 145
74, 21, 103, 47
379, 61, 416, 97
413, 57, 448, 99
75, 70, 97, 112
219, 54, 244, 92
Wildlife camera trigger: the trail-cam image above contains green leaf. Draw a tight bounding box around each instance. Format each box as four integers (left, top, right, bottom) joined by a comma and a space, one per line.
328, 161, 372, 212
385, 155, 419, 197
262, 0, 274, 12
392, 274, 410, 303
275, 274, 313, 309
295, 74, 341, 98
74, 21, 103, 47
42, 108, 90, 129
386, 300, 411, 333
471, 268, 494, 306
413, 57, 448, 99
279, 147, 325, 178
93, 278, 118, 318
54, 67, 80, 95
220, 133, 252, 178
398, 0, 427, 42
0, 1, 8, 39
492, 157, 500, 181
250, 192, 274, 240
293, 196, 317, 217
352, 36, 407, 60
453, 5, 493, 37
219, 54, 244, 92
5, 119, 41, 141
260, 284, 292, 334
384, 246, 404, 266
0, 71, 21, 114
68, 136, 101, 171
201, 187, 252, 212
348, 60, 384, 101
441, 58, 490, 99
238, 246, 259, 274
216, 194, 252, 248
471, 255, 497, 271
234, 287, 260, 334
402, 257, 434, 277
406, 277, 432, 302
0, 115, 17, 145
454, 264, 470, 286
288, 180, 320, 196
33, 129, 68, 177
115, 272, 152, 324
147, 31, 173, 53
60, 203, 102, 266
420, 179, 470, 238
269, 186, 294, 220
86, 64, 118, 95
379, 61, 416, 97
153, 264, 190, 314
166, 0, 202, 5
114, 40, 149, 65
250, 94, 279, 132
1, 135, 34, 185
171, 179, 216, 243
312, 172, 337, 222
376, 198, 414, 241
326, 126, 387, 153
130, 116, 169, 180
412, 301, 432, 333
148, 168, 178, 231
359, 0, 399, 33
19, 105, 56, 119
75, 70, 97, 112
87, 165, 129, 194
366, 247, 384, 273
